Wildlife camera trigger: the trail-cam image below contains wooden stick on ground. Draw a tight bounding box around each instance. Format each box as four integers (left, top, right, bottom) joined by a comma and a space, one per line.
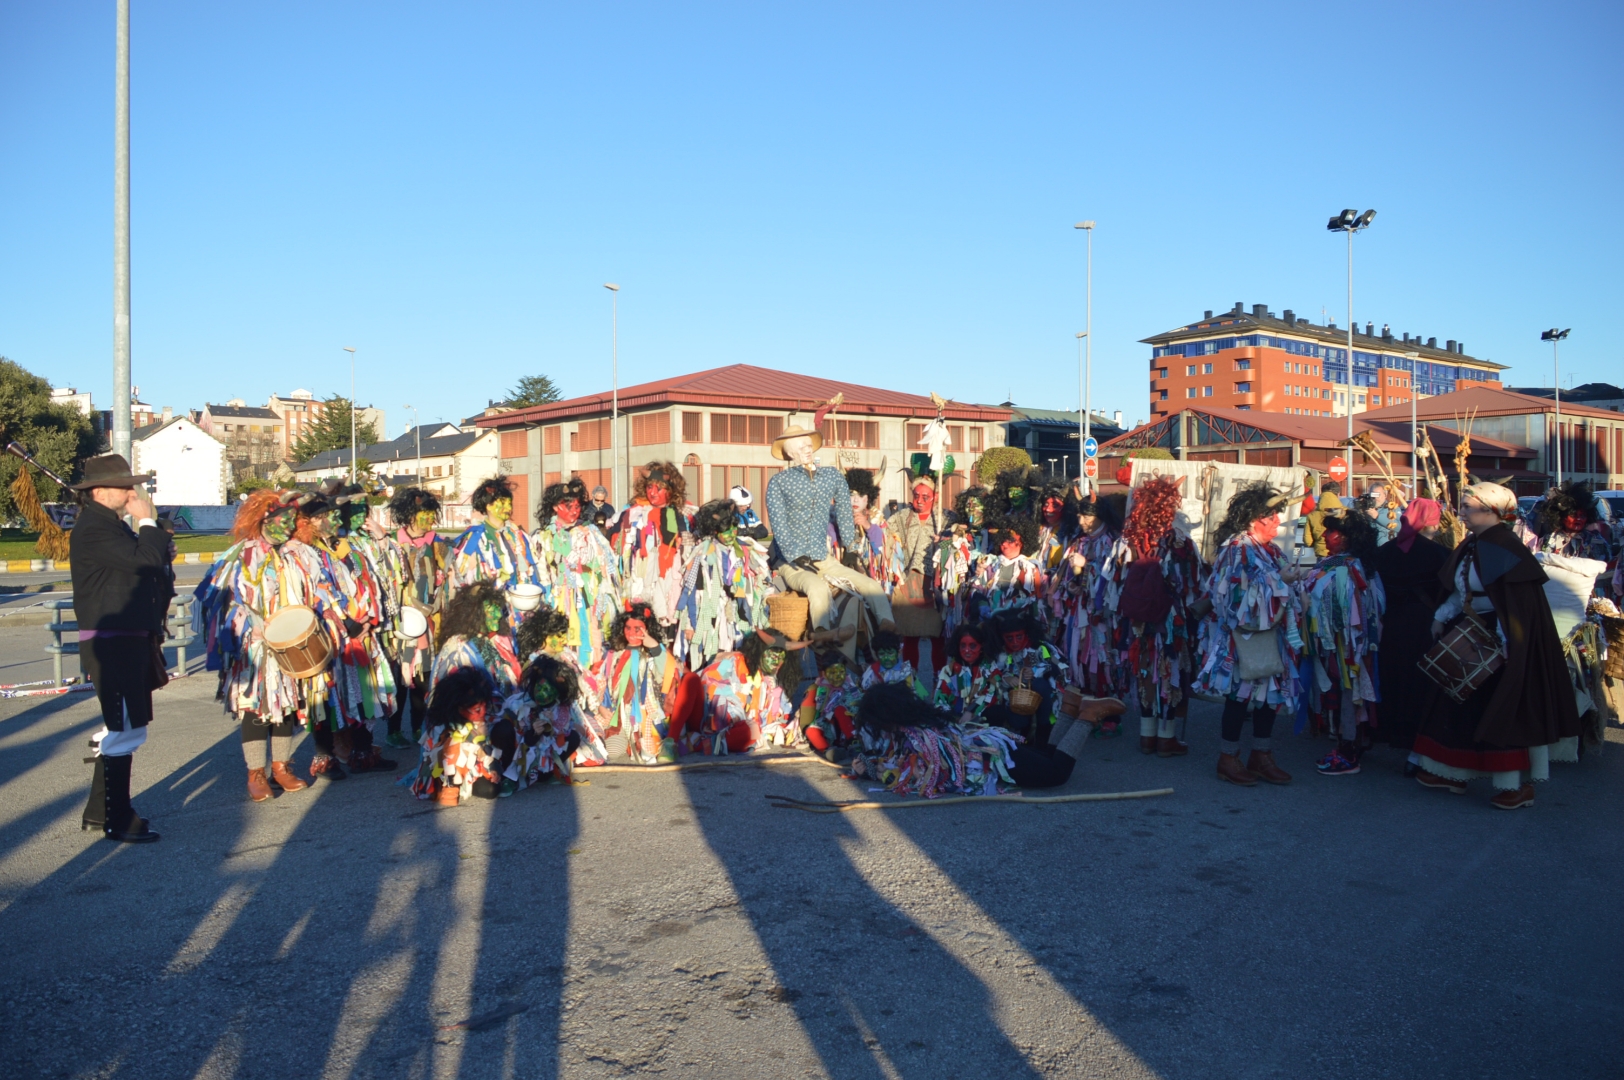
765, 787, 1175, 813
580, 753, 843, 774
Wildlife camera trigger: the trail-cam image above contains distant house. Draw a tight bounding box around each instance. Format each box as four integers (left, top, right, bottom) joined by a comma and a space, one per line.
1508, 382, 1624, 414
131, 415, 230, 505
199, 400, 285, 480
265, 388, 387, 463
291, 425, 497, 504
997, 403, 1127, 481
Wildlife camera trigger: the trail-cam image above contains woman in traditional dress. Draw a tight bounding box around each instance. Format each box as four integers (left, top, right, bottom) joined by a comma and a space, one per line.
1371, 498, 1450, 758
532, 477, 621, 671
676, 498, 775, 672
1413, 483, 1581, 809
195, 490, 342, 800
591, 602, 701, 764
692, 627, 802, 754
446, 476, 544, 595
1108, 476, 1205, 757
381, 486, 448, 748
615, 462, 692, 630
1298, 508, 1386, 776
1193, 482, 1304, 787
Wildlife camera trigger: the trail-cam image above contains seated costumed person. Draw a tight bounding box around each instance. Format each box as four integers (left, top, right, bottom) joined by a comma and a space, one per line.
766, 407, 895, 658
589, 601, 700, 764
493, 653, 589, 793
615, 461, 692, 629
446, 476, 544, 596
935, 484, 991, 636
320, 482, 399, 774
514, 601, 610, 765
382, 486, 448, 749
1192, 482, 1304, 787
676, 497, 776, 672
985, 608, 1069, 748
411, 667, 502, 805
694, 627, 804, 754
195, 490, 347, 801
933, 623, 1000, 720
798, 647, 863, 762
861, 628, 920, 694
1299, 507, 1386, 777
431, 581, 522, 698
852, 680, 1094, 798
966, 517, 1044, 626
1059, 491, 1128, 717
1533, 480, 1612, 562
1412, 483, 1580, 810
532, 476, 621, 670
1110, 475, 1206, 757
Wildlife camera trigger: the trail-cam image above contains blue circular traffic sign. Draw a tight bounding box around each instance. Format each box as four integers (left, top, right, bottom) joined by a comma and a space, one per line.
1082, 437, 1099, 458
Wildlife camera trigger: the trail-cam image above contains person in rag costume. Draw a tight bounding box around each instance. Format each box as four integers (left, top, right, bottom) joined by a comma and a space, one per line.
798, 647, 863, 761
591, 601, 702, 764
532, 476, 621, 671
861, 628, 920, 694
430, 581, 523, 697
493, 654, 589, 793
446, 476, 544, 597
381, 486, 448, 748
319, 483, 399, 773
693, 627, 804, 754
411, 667, 502, 806
986, 608, 1065, 748
852, 682, 1094, 798
766, 413, 895, 656
966, 518, 1045, 628
1371, 498, 1450, 757
847, 466, 901, 594
676, 498, 775, 672
1298, 508, 1386, 776
1192, 482, 1304, 787
1533, 480, 1613, 563
934, 484, 991, 636
614, 461, 693, 630
1412, 483, 1581, 810
933, 623, 1001, 720
1057, 491, 1127, 710
195, 490, 346, 800
1108, 475, 1205, 758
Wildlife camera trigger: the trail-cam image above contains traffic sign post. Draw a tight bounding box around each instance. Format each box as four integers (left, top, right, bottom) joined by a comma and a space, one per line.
1083, 457, 1099, 480
1082, 437, 1098, 459
1328, 456, 1349, 484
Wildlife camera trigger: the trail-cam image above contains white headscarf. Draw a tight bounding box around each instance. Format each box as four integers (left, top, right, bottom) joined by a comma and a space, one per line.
1461, 482, 1517, 521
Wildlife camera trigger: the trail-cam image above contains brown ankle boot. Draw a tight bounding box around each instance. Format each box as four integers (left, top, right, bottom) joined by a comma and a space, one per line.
1216, 753, 1256, 786
1076, 696, 1127, 723
247, 768, 272, 803
1246, 750, 1292, 785
1139, 736, 1158, 755
1156, 736, 1189, 757
270, 761, 308, 793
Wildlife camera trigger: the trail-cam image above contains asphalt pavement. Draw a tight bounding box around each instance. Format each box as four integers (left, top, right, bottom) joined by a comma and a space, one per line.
0, 626, 1618, 1079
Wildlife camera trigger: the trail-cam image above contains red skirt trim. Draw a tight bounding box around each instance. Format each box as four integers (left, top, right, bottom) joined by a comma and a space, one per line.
1412, 734, 1529, 774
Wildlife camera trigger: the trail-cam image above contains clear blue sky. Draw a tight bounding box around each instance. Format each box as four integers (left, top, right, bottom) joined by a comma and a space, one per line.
2, 2, 1618, 437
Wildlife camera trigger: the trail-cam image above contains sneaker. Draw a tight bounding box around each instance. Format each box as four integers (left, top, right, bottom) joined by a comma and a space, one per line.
498, 778, 519, 798
1316, 751, 1361, 776
1415, 769, 1465, 795
310, 755, 347, 781
384, 731, 415, 750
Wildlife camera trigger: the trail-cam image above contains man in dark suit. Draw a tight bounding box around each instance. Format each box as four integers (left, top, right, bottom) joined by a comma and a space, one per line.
71, 453, 169, 844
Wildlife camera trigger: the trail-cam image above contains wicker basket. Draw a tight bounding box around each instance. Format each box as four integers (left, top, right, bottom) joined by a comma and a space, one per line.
1008, 686, 1042, 716
767, 593, 810, 641
1604, 617, 1624, 680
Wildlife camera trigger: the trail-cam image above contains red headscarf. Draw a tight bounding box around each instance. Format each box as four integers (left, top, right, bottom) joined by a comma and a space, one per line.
1395, 497, 1441, 552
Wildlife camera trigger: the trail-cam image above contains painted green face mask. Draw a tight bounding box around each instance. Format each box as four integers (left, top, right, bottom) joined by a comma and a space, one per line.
965, 499, 983, 527
760, 649, 786, 675
483, 601, 504, 635
876, 649, 899, 668
1008, 487, 1027, 509
719, 525, 738, 546
824, 663, 847, 685
262, 509, 296, 546
530, 680, 558, 707
324, 509, 342, 536
345, 505, 369, 533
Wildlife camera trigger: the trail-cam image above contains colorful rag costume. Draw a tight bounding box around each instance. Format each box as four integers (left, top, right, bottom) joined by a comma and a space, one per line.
799, 670, 862, 749
1104, 532, 1206, 723
932, 659, 1000, 718
446, 520, 544, 596
532, 519, 622, 670
1056, 525, 1122, 696
383, 528, 448, 689
934, 526, 987, 636
967, 550, 1044, 625
693, 651, 795, 753
1298, 551, 1385, 736
591, 644, 699, 764
862, 657, 918, 692
498, 692, 602, 786
616, 501, 692, 627
324, 534, 400, 723
1193, 533, 1303, 709
849, 722, 1020, 798
676, 535, 775, 671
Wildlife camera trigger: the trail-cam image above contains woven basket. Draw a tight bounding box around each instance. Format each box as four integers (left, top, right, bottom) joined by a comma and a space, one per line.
767, 593, 810, 641
1008, 686, 1042, 716
1604, 617, 1624, 680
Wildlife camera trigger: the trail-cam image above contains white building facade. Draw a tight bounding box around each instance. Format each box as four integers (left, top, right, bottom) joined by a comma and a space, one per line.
131, 417, 230, 505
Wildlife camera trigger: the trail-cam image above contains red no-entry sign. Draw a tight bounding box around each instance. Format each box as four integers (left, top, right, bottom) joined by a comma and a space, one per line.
1328, 456, 1349, 483
1084, 457, 1099, 479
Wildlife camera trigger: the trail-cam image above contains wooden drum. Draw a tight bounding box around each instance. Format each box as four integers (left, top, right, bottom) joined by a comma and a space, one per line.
1418, 611, 1503, 704
264, 605, 333, 679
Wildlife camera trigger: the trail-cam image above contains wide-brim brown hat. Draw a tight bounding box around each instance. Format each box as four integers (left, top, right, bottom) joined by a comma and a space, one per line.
71, 453, 153, 490
769, 425, 823, 461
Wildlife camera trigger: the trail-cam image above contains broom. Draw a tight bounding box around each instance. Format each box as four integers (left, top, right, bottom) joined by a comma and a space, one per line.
5, 442, 72, 563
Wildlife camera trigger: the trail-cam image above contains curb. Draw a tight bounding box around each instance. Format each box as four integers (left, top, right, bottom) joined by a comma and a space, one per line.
0, 552, 225, 574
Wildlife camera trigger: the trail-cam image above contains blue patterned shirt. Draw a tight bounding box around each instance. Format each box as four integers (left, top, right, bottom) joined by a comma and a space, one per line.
765, 464, 858, 564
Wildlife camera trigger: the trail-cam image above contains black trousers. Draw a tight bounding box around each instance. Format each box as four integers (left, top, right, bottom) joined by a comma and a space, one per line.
80, 635, 153, 733
1220, 698, 1275, 742
1007, 745, 1076, 789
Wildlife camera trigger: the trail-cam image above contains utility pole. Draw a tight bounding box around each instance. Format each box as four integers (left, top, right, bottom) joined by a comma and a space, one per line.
112, 0, 132, 462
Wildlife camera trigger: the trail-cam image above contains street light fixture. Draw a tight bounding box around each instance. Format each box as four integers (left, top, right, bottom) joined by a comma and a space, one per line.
1542, 327, 1572, 484
343, 346, 358, 484
1327, 208, 1376, 462
604, 284, 620, 506
403, 404, 422, 487
1074, 221, 1095, 492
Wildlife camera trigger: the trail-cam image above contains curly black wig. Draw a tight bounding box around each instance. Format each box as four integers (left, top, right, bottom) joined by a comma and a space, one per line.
986, 515, 1040, 557
868, 628, 902, 656
945, 622, 990, 665
608, 601, 666, 651
692, 498, 739, 539
1319, 509, 1379, 572
1215, 482, 1285, 546
813, 647, 850, 673
426, 666, 496, 729
992, 609, 1047, 653
388, 486, 441, 527
538, 477, 589, 524
988, 465, 1043, 521
1093, 492, 1127, 535
515, 602, 571, 659
633, 461, 686, 507
518, 653, 580, 706
738, 629, 800, 695
952, 485, 991, 528
441, 581, 508, 641
470, 476, 515, 514
1536, 480, 1599, 536
857, 681, 953, 732
845, 468, 880, 509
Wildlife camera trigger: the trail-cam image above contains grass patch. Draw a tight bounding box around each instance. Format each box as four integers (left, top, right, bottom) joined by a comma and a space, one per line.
0, 530, 230, 560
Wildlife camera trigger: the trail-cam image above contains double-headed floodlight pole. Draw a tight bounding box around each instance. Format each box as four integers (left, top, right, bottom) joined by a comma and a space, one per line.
1327, 208, 1376, 467
1074, 220, 1094, 492
1542, 328, 1571, 484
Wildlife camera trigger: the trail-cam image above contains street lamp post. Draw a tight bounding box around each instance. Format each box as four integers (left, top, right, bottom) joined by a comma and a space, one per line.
343, 346, 358, 483
1074, 331, 1088, 483
1542, 328, 1571, 484
1404, 351, 1419, 498
403, 404, 422, 485
1074, 221, 1095, 492
112, 0, 132, 462
1326, 209, 1376, 466
604, 283, 620, 505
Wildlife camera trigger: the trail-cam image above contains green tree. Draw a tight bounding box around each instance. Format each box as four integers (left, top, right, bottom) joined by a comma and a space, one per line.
229, 474, 274, 501
505, 374, 563, 408
291, 395, 382, 463
0, 357, 100, 518
975, 445, 1033, 484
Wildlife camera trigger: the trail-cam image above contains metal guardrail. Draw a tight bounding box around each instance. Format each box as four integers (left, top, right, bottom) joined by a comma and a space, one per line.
44, 594, 199, 687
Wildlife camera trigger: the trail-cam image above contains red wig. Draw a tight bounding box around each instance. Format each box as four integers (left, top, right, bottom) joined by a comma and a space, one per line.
231, 489, 285, 544
1123, 476, 1183, 561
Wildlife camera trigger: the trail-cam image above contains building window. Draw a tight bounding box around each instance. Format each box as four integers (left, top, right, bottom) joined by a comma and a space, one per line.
1202, 363, 1213, 375
711, 412, 784, 445
1159, 390, 1169, 400
1186, 365, 1197, 376
571, 418, 611, 452
822, 419, 879, 449
543, 471, 561, 486
681, 411, 703, 442
906, 423, 966, 452
631, 412, 671, 446
1234, 382, 1252, 393
968, 426, 983, 452
1158, 368, 1169, 379
1202, 386, 1213, 397
543, 425, 561, 455
499, 430, 527, 459
1186, 388, 1197, 399
1234, 359, 1251, 371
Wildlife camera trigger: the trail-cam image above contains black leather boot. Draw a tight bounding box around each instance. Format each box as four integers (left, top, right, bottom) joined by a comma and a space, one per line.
81, 756, 106, 832
102, 755, 159, 844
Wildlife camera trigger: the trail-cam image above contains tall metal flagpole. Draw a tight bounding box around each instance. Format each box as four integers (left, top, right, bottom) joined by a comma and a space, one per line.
605, 283, 620, 505
112, 0, 132, 462
1346, 226, 1354, 453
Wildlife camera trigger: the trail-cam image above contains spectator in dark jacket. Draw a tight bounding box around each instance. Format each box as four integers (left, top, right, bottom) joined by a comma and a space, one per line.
70, 454, 169, 844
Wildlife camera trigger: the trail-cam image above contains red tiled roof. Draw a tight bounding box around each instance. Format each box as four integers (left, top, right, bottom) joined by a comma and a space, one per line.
1363, 385, 1624, 423
476, 364, 1014, 428
1101, 406, 1534, 458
